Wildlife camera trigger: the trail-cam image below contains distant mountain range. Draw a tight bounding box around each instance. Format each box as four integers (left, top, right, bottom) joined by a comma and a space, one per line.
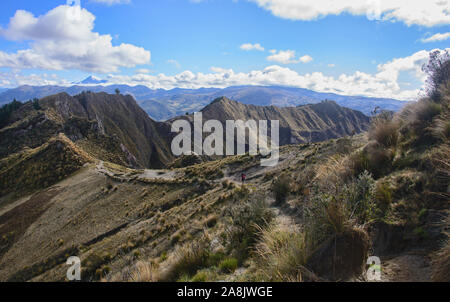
0, 82, 408, 120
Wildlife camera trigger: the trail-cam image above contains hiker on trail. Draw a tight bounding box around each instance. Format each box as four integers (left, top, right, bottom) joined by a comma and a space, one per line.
241, 173, 246, 184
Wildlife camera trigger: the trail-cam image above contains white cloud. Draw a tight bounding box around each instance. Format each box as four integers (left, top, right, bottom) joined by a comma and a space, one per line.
91, 0, 131, 5
100, 48, 448, 101
135, 68, 151, 74
421, 32, 450, 43
248, 0, 450, 27
240, 43, 265, 51
299, 55, 313, 63
328, 64, 336, 67
0, 5, 150, 73
2, 46, 446, 102
0, 71, 70, 87
267, 50, 313, 64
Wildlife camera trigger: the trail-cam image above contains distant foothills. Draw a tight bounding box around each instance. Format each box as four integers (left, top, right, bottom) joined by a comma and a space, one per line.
0, 78, 408, 121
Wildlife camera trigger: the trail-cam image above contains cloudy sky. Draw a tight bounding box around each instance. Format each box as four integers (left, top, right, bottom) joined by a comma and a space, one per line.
0, 0, 449, 100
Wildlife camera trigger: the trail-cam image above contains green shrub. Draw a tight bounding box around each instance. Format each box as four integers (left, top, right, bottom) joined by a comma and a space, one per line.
191, 271, 208, 282
219, 258, 238, 273
346, 171, 377, 224
374, 181, 392, 215
224, 194, 274, 264
304, 171, 375, 245
207, 252, 226, 267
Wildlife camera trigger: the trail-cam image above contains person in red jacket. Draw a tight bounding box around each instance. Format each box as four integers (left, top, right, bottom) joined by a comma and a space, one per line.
241, 173, 247, 184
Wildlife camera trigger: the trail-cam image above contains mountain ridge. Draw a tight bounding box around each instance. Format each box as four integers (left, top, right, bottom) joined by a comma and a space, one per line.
173, 96, 370, 145
0, 84, 407, 120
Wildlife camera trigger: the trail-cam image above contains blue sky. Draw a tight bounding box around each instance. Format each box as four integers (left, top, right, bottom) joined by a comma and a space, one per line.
0, 0, 449, 100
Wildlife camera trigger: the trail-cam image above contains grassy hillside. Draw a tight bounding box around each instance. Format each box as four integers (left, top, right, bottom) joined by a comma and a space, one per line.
0, 55, 448, 282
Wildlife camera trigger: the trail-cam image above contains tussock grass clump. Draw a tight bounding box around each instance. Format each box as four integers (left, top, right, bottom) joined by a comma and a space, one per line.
369, 119, 399, 148
398, 99, 442, 146
129, 261, 159, 282
107, 261, 159, 282
412, 101, 442, 125
159, 239, 210, 281
271, 174, 292, 204
349, 143, 394, 179
254, 225, 313, 282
